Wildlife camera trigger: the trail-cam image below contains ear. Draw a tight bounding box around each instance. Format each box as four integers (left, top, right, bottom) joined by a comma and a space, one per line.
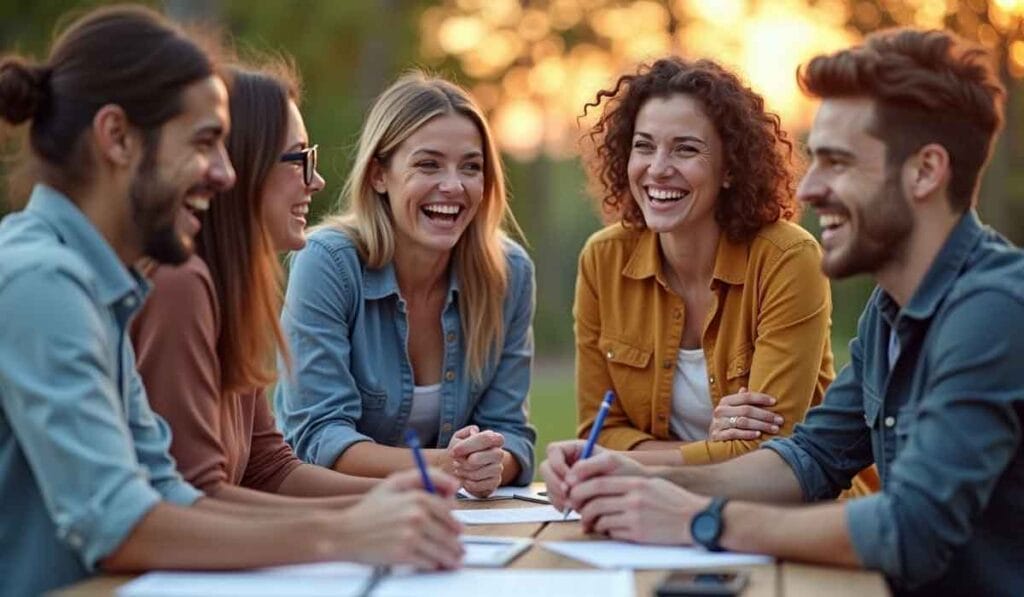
905, 143, 949, 203
92, 104, 141, 169
369, 158, 388, 195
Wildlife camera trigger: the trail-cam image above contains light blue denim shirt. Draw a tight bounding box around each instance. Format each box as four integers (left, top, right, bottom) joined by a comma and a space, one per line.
0, 185, 202, 597
275, 227, 537, 485
764, 211, 1024, 596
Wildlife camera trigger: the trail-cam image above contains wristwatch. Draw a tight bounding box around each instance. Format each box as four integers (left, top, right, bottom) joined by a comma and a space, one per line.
690, 496, 729, 552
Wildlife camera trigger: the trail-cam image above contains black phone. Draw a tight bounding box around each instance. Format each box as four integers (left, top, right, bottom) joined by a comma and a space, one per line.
654, 571, 749, 597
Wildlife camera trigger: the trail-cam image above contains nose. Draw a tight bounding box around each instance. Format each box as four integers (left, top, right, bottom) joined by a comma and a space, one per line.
308, 167, 326, 194
796, 167, 826, 207
649, 149, 673, 179
438, 168, 465, 195
210, 142, 236, 192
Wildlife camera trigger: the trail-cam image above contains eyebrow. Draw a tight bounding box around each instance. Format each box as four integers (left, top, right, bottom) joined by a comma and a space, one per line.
410, 148, 484, 160
193, 122, 226, 139
284, 141, 307, 153
634, 132, 706, 145
807, 145, 856, 161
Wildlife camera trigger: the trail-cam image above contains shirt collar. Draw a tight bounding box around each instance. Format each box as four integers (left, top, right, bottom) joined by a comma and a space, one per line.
362, 258, 460, 304
875, 209, 985, 322
621, 227, 748, 287
25, 184, 147, 308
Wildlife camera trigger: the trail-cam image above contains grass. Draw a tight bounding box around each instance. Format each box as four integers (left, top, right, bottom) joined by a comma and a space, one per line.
527, 362, 576, 479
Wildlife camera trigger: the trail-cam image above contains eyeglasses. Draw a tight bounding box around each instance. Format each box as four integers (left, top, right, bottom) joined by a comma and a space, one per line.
279, 144, 318, 186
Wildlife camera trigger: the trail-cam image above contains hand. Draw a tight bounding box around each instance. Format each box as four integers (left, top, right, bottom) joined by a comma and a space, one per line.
563, 451, 648, 511
709, 388, 784, 441
539, 440, 592, 512
337, 468, 464, 569
575, 476, 709, 544
446, 425, 505, 497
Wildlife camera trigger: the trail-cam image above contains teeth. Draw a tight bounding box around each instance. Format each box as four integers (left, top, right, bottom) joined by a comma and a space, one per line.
646, 187, 688, 201
291, 204, 309, 216
422, 204, 461, 215
819, 213, 848, 228
185, 197, 209, 212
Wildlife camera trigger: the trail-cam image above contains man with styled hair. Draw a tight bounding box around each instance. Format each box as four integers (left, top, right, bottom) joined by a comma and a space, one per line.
0, 6, 461, 596
542, 28, 1023, 596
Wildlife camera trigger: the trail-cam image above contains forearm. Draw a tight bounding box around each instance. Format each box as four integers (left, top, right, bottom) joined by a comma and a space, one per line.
655, 449, 804, 502
500, 450, 521, 485
101, 502, 339, 571
334, 442, 444, 477
721, 500, 859, 567
624, 443, 684, 466
277, 463, 380, 497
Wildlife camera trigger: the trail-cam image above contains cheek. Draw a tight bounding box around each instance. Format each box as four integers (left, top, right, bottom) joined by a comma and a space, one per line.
626, 155, 644, 186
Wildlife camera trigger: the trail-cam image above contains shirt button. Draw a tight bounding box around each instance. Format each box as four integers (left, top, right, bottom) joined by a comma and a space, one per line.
442, 423, 453, 433
708, 375, 716, 385
124, 296, 137, 309
657, 414, 667, 422
606, 350, 614, 360
445, 370, 455, 382
446, 332, 456, 343
67, 531, 84, 549
662, 359, 672, 369
884, 416, 896, 428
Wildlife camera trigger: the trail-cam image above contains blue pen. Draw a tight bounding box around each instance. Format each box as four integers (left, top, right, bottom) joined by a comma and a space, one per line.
404, 429, 436, 494
564, 390, 616, 520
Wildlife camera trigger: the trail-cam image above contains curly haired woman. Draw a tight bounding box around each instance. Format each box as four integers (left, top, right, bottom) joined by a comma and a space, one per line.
573, 56, 876, 495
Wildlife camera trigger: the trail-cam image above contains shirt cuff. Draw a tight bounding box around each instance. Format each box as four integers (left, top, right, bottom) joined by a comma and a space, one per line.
761, 438, 834, 502
307, 425, 375, 469
680, 441, 713, 465
69, 475, 162, 571
846, 494, 902, 577
501, 433, 535, 486
157, 479, 203, 506
598, 426, 655, 451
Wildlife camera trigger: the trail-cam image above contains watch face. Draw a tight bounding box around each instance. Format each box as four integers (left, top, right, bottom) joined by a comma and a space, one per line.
692, 511, 718, 543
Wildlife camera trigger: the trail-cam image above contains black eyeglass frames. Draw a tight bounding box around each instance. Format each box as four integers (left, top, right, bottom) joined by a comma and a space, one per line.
280, 144, 318, 186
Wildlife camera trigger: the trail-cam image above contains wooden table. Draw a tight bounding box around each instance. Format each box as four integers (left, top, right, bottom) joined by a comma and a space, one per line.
56, 492, 889, 597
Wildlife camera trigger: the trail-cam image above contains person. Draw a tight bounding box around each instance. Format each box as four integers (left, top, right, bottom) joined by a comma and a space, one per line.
274, 71, 536, 497
0, 8, 461, 596
131, 60, 380, 506
575, 56, 876, 494
542, 28, 1023, 596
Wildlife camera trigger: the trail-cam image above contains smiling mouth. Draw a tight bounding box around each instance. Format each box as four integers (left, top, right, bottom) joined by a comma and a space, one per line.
645, 186, 690, 204
183, 196, 210, 215
291, 203, 309, 218
818, 212, 849, 232
421, 203, 464, 222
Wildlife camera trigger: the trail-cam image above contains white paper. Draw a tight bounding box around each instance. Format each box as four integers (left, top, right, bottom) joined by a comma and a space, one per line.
454, 505, 580, 524
542, 540, 774, 570
457, 486, 550, 504
463, 535, 533, 567
119, 568, 633, 597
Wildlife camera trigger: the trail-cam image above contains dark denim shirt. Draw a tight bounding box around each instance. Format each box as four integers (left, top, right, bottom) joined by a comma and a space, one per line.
0, 185, 201, 597
274, 228, 537, 484
765, 211, 1024, 596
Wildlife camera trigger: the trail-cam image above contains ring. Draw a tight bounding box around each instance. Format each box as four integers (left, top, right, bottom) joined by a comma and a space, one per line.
728, 416, 738, 428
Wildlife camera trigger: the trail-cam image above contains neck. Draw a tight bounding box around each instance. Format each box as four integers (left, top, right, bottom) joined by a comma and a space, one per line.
657, 221, 721, 288
875, 211, 960, 307
57, 178, 140, 266
393, 244, 451, 302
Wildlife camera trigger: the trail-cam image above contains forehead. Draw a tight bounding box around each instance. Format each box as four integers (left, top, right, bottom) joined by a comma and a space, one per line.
807, 97, 880, 153
402, 113, 482, 154
163, 75, 230, 137
284, 100, 306, 144
634, 93, 715, 136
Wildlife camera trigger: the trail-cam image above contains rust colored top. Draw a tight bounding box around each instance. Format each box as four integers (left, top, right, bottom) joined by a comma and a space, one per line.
131, 256, 301, 494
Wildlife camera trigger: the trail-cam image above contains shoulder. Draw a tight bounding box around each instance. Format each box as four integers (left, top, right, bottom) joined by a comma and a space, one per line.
748, 219, 820, 256
500, 235, 534, 274
946, 238, 1024, 313
299, 226, 364, 272
148, 256, 216, 304
579, 223, 644, 261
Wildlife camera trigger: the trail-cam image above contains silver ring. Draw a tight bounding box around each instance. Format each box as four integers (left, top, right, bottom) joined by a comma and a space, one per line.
728, 416, 738, 428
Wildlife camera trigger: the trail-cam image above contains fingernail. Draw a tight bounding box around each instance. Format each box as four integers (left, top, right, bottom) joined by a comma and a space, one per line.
775, 417, 783, 424
770, 398, 777, 404
755, 431, 761, 437
771, 425, 779, 433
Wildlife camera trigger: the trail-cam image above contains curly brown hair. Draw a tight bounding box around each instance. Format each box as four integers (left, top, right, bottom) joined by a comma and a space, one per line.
584, 56, 797, 243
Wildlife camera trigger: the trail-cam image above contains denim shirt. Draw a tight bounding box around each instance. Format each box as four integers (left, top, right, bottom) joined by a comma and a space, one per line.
274, 227, 537, 485
764, 211, 1024, 596
0, 185, 202, 597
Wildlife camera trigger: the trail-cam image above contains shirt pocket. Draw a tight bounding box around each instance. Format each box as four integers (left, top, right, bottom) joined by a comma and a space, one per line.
725, 347, 752, 393
862, 386, 881, 429
356, 382, 388, 411
598, 336, 652, 405
894, 403, 916, 457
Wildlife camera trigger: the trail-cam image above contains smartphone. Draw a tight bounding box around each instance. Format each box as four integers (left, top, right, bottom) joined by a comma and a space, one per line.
655, 571, 749, 597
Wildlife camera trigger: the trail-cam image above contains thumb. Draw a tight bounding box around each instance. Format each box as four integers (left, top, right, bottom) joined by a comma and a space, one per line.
453, 425, 479, 441
739, 387, 748, 394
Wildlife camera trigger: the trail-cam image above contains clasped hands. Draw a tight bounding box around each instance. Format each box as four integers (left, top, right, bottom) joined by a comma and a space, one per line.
540, 440, 711, 545
444, 424, 506, 497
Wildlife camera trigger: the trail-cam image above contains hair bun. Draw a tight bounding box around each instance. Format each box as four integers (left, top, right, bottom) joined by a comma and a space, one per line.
0, 58, 48, 125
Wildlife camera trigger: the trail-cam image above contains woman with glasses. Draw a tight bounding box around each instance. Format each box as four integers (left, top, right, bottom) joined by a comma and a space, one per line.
128, 63, 468, 561
274, 72, 536, 497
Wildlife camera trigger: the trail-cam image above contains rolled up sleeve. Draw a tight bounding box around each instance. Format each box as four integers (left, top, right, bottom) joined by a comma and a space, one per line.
275, 239, 375, 468
0, 268, 165, 570
471, 250, 537, 485
843, 290, 1024, 588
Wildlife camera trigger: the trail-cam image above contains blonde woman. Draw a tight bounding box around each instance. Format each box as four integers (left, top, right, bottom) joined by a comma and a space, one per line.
275, 72, 536, 497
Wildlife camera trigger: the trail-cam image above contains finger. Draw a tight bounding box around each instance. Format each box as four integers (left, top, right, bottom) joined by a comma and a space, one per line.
714, 404, 783, 427
540, 461, 569, 511
591, 510, 634, 536
462, 479, 500, 497
452, 425, 479, 441
425, 468, 461, 498
420, 493, 464, 535
718, 391, 776, 408
459, 447, 504, 469
577, 495, 629, 532
379, 468, 428, 493
417, 505, 465, 568
568, 476, 643, 512
458, 461, 502, 482
450, 431, 504, 458
566, 452, 624, 485
710, 428, 761, 441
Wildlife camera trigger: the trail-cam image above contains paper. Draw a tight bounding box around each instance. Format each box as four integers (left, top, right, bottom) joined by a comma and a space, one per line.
458, 486, 550, 504
542, 540, 773, 570
463, 535, 533, 567
454, 505, 580, 524
119, 568, 634, 597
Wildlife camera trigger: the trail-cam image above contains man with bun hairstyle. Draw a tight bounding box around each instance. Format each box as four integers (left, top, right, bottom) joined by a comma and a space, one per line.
541, 28, 1023, 596
0, 6, 462, 596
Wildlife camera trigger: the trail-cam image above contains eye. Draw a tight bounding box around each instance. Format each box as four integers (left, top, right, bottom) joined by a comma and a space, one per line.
415, 160, 440, 171
674, 145, 698, 154
462, 161, 483, 173
631, 139, 654, 152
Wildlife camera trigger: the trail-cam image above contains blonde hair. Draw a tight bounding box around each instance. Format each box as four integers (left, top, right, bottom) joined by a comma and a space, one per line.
318, 71, 521, 382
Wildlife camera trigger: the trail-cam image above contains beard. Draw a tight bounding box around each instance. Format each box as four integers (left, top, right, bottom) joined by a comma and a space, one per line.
823, 171, 914, 280
129, 148, 192, 266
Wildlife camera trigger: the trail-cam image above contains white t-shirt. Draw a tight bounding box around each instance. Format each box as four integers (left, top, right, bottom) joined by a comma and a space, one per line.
407, 383, 442, 446
669, 348, 714, 442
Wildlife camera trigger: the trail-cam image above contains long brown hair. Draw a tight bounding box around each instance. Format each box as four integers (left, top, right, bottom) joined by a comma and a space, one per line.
196, 59, 299, 395
317, 71, 521, 382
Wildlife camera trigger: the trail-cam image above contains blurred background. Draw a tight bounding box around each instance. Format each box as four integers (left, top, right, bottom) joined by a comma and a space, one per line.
3, 0, 1023, 466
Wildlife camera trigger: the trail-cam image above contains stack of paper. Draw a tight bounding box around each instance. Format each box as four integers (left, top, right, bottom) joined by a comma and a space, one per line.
542, 540, 774, 569
454, 505, 580, 524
